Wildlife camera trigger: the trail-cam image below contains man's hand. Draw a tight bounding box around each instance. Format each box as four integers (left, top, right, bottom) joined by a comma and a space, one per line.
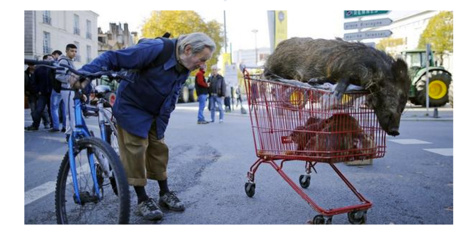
69, 74, 90, 89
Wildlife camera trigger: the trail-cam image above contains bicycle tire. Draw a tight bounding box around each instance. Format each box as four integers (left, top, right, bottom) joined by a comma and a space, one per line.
55, 137, 130, 224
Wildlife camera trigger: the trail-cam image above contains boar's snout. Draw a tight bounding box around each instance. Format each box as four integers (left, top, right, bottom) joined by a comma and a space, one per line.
376, 110, 401, 136
387, 128, 399, 136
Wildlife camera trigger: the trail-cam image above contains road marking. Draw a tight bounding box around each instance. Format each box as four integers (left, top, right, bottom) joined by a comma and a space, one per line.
25, 163, 90, 206
388, 139, 432, 145
24, 181, 56, 206
424, 148, 453, 156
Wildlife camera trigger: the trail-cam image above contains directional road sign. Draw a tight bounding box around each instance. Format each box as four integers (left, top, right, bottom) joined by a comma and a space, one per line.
344, 10, 390, 18
343, 30, 393, 41
344, 18, 393, 30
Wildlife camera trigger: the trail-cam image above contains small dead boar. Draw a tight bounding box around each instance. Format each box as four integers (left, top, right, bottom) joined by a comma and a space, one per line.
265, 37, 410, 136
290, 114, 376, 158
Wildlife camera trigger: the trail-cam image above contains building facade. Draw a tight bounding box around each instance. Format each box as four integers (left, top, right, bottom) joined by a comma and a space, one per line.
233, 47, 271, 67
98, 23, 137, 55
24, 11, 99, 68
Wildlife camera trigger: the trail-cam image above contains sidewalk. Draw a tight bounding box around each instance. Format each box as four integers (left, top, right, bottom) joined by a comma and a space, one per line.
401, 103, 453, 121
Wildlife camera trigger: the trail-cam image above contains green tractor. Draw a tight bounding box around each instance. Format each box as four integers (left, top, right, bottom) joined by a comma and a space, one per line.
401, 49, 452, 107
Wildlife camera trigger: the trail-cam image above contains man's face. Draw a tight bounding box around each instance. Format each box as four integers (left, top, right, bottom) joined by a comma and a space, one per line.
66, 48, 77, 59
180, 45, 213, 71
212, 68, 218, 75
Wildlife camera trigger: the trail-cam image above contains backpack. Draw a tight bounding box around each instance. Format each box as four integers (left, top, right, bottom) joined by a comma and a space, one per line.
136, 33, 174, 70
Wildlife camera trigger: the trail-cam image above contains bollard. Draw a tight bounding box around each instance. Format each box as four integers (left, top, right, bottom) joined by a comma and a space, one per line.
433, 107, 439, 118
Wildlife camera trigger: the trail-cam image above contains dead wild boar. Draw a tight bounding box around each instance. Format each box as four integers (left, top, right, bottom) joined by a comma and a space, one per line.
290, 114, 376, 158
265, 37, 410, 136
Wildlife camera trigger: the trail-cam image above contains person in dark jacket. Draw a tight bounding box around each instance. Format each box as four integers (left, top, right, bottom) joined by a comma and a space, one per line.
208, 65, 226, 123
78, 32, 216, 221
25, 55, 53, 131
195, 65, 209, 124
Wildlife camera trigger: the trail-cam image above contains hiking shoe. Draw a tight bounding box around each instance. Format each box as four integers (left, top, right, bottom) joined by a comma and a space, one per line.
135, 198, 163, 220
61, 128, 66, 133
25, 125, 38, 131
159, 191, 185, 211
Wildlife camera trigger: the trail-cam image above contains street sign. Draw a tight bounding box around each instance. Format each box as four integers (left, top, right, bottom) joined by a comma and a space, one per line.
344, 18, 392, 30
343, 30, 392, 41
344, 10, 390, 18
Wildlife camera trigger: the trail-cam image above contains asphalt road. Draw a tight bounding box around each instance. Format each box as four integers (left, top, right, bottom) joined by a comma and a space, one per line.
23, 102, 454, 225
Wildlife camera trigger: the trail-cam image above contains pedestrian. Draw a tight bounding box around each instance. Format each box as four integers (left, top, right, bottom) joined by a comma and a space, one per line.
77, 32, 216, 221
55, 44, 77, 136
25, 55, 54, 131
49, 49, 67, 132
51, 50, 62, 60
208, 65, 226, 123
236, 85, 243, 108
224, 83, 232, 113
195, 64, 209, 124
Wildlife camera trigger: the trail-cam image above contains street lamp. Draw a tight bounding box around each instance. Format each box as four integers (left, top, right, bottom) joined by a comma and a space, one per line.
252, 29, 258, 65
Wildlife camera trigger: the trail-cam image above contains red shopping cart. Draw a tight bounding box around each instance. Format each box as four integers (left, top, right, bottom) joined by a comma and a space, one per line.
243, 69, 387, 224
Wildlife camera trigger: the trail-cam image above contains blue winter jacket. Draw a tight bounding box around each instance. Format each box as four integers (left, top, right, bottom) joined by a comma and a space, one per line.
80, 38, 189, 139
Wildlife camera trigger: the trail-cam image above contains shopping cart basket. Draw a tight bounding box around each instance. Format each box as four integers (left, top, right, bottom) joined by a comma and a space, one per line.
243, 69, 387, 224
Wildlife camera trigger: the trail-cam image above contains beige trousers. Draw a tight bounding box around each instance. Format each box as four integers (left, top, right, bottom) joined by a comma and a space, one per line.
117, 120, 169, 186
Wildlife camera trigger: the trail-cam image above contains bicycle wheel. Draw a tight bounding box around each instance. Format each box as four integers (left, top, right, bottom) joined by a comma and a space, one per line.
55, 137, 130, 224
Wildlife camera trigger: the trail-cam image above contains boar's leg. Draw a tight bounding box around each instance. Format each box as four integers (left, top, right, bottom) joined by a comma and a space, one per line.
333, 77, 351, 100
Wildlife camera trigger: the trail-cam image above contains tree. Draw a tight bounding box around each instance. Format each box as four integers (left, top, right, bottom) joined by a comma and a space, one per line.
418, 11, 453, 65
141, 11, 223, 75
375, 37, 404, 56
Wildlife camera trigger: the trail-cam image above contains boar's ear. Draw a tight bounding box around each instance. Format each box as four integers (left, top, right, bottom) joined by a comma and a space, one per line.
392, 58, 408, 81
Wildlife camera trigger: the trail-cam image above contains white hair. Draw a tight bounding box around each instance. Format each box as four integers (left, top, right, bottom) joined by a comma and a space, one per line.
178, 32, 216, 55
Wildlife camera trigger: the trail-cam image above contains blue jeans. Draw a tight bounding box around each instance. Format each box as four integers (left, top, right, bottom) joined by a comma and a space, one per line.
197, 94, 207, 122
210, 95, 224, 122
50, 90, 66, 130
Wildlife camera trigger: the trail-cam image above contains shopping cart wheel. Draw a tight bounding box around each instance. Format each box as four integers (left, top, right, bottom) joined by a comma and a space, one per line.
299, 175, 311, 188
347, 210, 367, 224
244, 182, 255, 197
312, 215, 325, 224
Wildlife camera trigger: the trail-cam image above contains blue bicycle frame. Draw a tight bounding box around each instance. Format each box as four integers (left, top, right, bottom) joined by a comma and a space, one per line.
67, 89, 102, 205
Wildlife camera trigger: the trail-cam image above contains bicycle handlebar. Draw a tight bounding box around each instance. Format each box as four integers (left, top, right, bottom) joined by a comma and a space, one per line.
24, 59, 129, 82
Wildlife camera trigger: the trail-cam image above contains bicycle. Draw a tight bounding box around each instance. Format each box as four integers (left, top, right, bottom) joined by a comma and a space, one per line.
25, 59, 130, 224
84, 84, 119, 157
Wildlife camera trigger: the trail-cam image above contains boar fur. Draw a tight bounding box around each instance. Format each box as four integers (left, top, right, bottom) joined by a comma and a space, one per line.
265, 37, 410, 136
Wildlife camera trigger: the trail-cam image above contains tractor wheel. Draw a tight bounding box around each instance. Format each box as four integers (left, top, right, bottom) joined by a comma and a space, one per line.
415, 70, 451, 107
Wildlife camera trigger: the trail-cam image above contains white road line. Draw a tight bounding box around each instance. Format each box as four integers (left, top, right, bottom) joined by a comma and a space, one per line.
25, 163, 90, 206
388, 139, 432, 145
424, 148, 453, 156
24, 181, 57, 206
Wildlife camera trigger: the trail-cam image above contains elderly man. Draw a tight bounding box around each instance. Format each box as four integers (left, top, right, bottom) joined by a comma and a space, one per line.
79, 32, 216, 221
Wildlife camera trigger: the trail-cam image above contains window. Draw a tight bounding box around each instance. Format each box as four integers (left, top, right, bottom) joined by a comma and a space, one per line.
43, 11, 51, 24
86, 20, 92, 39
74, 41, 81, 62
43, 31, 51, 54
86, 45, 92, 63
74, 14, 80, 35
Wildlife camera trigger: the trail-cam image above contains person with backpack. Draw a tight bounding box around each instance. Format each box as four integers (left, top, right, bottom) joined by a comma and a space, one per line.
76, 32, 216, 221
